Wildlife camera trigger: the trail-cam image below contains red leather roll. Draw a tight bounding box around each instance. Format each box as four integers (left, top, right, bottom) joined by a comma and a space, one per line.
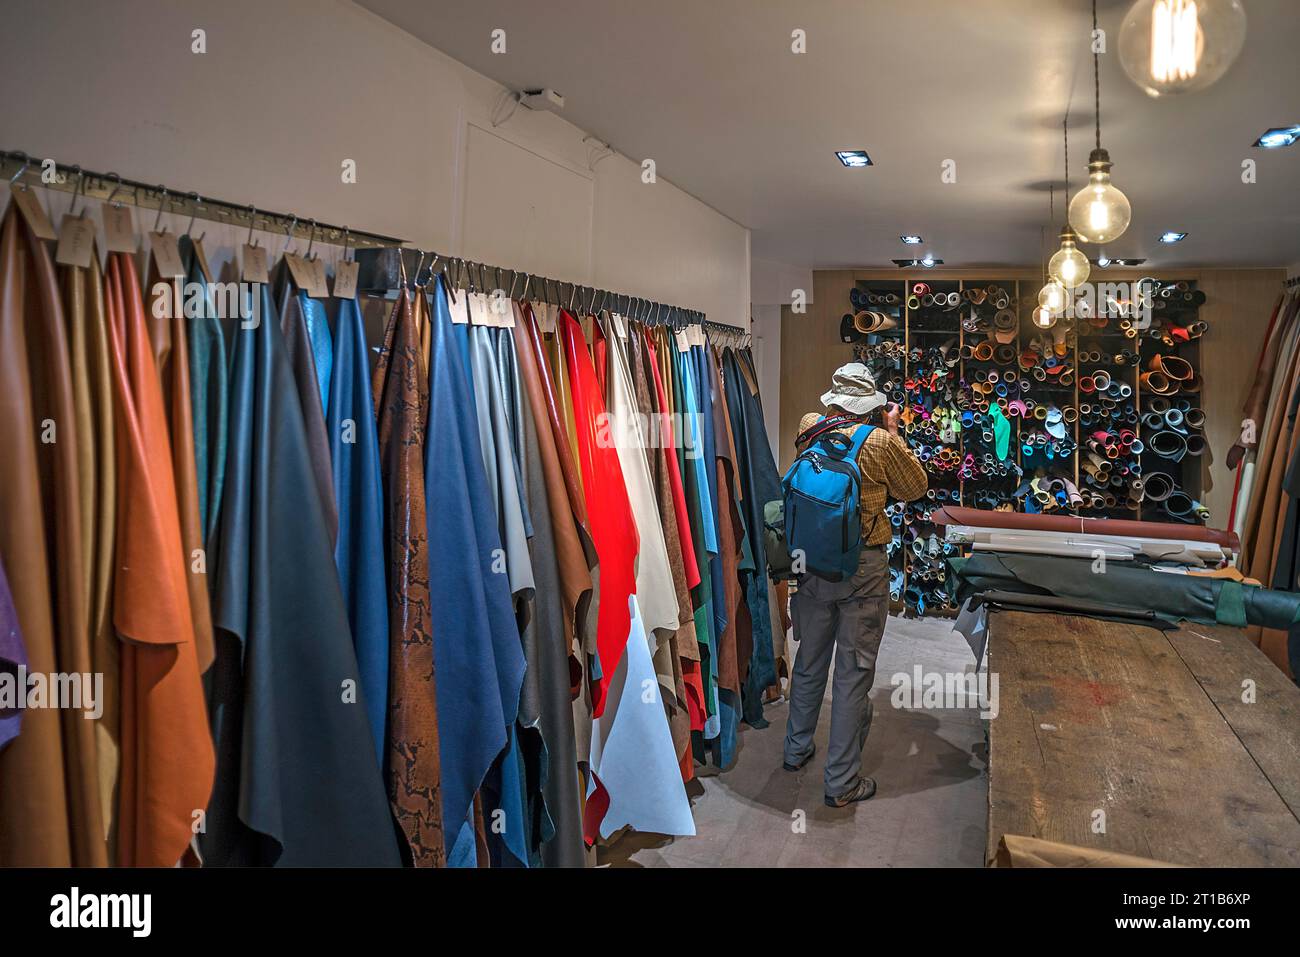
930, 505, 1239, 550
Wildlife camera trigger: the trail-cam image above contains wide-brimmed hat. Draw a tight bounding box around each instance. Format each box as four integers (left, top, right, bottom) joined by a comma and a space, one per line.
821, 362, 887, 416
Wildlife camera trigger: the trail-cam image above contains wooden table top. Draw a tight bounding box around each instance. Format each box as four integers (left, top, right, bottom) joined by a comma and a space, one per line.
987, 610, 1300, 866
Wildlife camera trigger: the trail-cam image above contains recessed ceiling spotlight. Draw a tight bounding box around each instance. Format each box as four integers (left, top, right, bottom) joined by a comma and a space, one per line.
1253, 126, 1300, 149
891, 258, 944, 268
836, 150, 873, 167
900, 234, 923, 245
1097, 256, 1111, 267
1094, 257, 1147, 267
1158, 231, 1188, 244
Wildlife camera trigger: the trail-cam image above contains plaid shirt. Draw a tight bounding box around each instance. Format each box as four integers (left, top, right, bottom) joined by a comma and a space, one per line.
798, 413, 929, 546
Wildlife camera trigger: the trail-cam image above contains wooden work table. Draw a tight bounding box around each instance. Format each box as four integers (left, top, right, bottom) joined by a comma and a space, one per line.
986, 610, 1300, 866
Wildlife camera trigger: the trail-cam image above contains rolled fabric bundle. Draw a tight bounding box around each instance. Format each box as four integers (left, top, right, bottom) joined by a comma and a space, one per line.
1184, 434, 1207, 456
960, 343, 975, 360
1033, 405, 1048, 421
1184, 407, 1205, 429
907, 294, 920, 310
1116, 382, 1132, 398
945, 291, 960, 306
1129, 437, 1144, 454
913, 282, 929, 296
1003, 368, 1018, 382
1080, 375, 1096, 393
1182, 371, 1203, 393
993, 293, 1009, 310
1062, 405, 1078, 423
922, 293, 935, 307
850, 287, 867, 307
994, 344, 1018, 365
973, 341, 994, 361
1163, 407, 1186, 432
1060, 371, 1075, 387
1031, 366, 1046, 381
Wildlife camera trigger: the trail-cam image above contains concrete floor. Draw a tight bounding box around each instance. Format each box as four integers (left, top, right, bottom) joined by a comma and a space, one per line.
602, 614, 989, 867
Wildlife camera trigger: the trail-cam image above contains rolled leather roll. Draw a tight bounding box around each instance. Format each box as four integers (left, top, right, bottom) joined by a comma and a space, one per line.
1149, 430, 1187, 461
1141, 472, 1176, 502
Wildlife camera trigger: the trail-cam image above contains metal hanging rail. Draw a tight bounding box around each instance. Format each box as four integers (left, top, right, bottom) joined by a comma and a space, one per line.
1, 149, 403, 250
2, 149, 747, 336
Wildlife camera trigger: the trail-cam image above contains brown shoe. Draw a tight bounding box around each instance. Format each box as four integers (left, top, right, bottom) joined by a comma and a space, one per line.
824, 777, 877, 807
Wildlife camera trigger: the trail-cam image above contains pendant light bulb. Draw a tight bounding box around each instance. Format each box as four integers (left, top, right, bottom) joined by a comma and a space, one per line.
1048, 227, 1091, 289
1119, 0, 1247, 97
1038, 279, 1067, 314
1032, 305, 1058, 329
1068, 150, 1131, 244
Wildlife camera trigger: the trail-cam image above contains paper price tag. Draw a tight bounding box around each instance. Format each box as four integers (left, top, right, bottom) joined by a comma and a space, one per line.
102, 203, 137, 253
447, 288, 469, 324
675, 330, 691, 353
284, 252, 313, 291
468, 291, 492, 326
305, 256, 330, 298
55, 214, 96, 268
12, 186, 57, 241
241, 244, 269, 283
534, 302, 555, 334
332, 260, 358, 299
148, 231, 185, 280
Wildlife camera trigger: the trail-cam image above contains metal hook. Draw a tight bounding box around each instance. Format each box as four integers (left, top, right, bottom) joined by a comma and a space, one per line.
246, 205, 259, 247
341, 227, 351, 262
184, 192, 204, 241
413, 250, 427, 288
7, 151, 30, 189
68, 167, 86, 217
104, 172, 127, 207
305, 219, 317, 260
153, 186, 169, 233
283, 214, 299, 254
568, 283, 578, 311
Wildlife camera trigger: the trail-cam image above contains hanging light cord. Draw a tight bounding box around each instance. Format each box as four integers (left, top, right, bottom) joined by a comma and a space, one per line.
1063, 114, 1070, 198
1092, 0, 1101, 151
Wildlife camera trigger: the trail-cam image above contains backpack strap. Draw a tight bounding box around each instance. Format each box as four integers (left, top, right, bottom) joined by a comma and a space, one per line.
797, 413, 862, 448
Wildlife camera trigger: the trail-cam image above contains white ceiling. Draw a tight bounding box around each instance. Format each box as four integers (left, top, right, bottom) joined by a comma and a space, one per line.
358, 0, 1300, 270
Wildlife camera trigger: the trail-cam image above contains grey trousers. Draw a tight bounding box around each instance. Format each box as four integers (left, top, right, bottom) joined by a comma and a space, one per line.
783, 545, 889, 797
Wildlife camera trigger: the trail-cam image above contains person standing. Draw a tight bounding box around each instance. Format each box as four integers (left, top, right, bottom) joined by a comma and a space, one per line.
782, 363, 927, 807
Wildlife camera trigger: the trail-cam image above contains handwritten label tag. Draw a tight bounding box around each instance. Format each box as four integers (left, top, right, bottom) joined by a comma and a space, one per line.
102, 203, 137, 253
241, 244, 269, 283
611, 313, 629, 339
536, 302, 556, 334
190, 236, 213, 283
447, 288, 469, 324
305, 256, 330, 298
55, 214, 96, 268
332, 260, 358, 299
12, 186, 57, 241
468, 291, 492, 326
675, 330, 691, 353
148, 231, 185, 280
284, 252, 313, 291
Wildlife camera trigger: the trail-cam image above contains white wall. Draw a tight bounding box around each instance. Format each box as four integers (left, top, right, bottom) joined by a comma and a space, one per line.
749, 257, 814, 457
0, 0, 749, 328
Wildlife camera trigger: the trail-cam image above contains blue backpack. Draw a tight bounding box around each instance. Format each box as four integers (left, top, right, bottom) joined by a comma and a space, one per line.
781, 416, 874, 582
